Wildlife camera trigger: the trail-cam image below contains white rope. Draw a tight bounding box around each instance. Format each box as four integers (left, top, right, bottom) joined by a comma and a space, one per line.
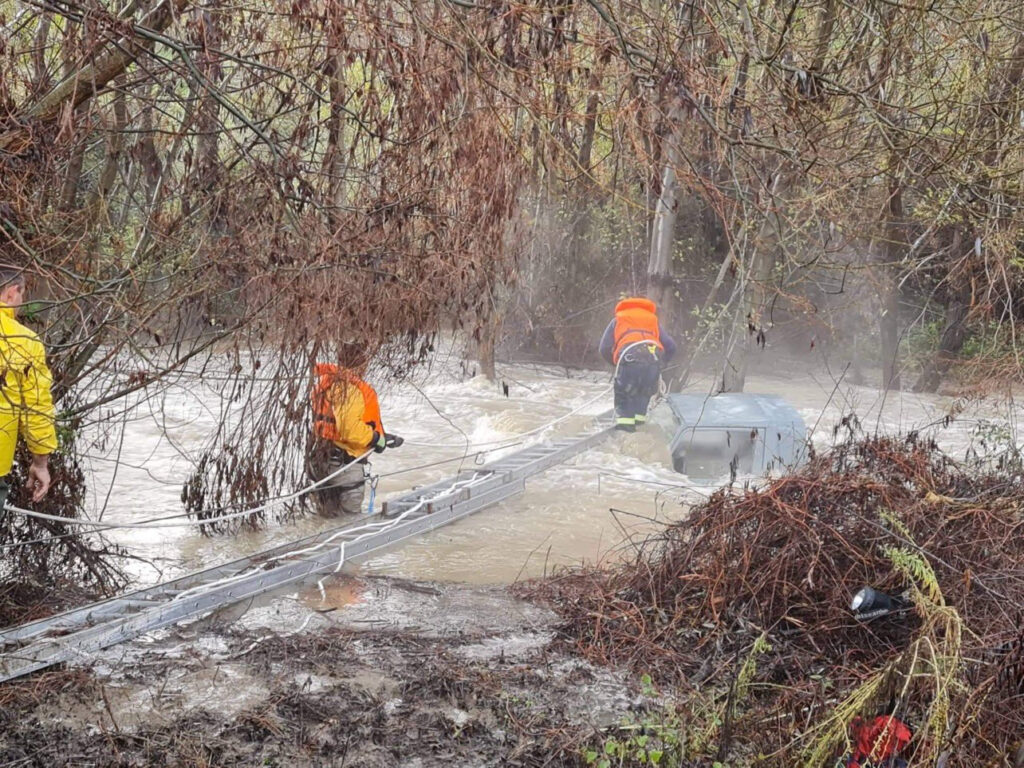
615, 338, 664, 364
405, 341, 662, 450
311, 475, 477, 599
3, 377, 619, 533
170, 472, 490, 604
20, 471, 493, 675
2, 449, 373, 530
5, 368, 625, 531
404, 383, 613, 449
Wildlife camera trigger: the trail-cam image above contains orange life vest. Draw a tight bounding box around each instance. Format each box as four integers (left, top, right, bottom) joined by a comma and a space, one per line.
311, 362, 383, 443
612, 297, 663, 363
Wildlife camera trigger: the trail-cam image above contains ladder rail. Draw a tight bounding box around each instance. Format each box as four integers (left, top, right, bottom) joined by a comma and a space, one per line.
0, 464, 515, 647
0, 470, 528, 680
0, 509, 390, 646
0, 411, 614, 682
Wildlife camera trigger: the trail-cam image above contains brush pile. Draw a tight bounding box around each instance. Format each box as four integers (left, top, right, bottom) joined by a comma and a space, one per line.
523, 435, 1024, 767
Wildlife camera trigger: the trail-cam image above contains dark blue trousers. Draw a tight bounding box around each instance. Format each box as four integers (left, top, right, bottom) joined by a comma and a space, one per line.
614, 354, 661, 422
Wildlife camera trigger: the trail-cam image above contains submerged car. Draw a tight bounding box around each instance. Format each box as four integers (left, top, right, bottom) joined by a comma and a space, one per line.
647, 393, 809, 479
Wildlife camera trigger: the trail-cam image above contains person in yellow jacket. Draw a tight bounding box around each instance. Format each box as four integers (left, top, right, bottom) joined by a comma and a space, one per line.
309, 358, 403, 517
0, 267, 56, 509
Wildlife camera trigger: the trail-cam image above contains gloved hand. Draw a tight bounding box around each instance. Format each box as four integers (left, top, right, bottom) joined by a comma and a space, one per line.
385, 434, 404, 449
371, 431, 387, 453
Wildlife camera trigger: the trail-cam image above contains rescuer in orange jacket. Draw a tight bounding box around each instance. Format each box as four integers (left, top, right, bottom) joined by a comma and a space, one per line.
309, 360, 403, 517
598, 297, 677, 432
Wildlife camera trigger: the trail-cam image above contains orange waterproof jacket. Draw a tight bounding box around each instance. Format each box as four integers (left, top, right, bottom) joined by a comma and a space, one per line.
611, 297, 663, 363
311, 363, 383, 457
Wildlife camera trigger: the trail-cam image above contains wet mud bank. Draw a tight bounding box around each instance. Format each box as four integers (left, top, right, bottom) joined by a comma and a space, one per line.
0, 577, 649, 767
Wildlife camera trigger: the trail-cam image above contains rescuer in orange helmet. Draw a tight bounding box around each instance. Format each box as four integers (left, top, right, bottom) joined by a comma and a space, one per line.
308, 350, 403, 517
598, 297, 677, 432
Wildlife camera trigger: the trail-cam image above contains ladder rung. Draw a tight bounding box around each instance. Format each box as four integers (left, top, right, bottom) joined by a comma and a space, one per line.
0, 410, 617, 683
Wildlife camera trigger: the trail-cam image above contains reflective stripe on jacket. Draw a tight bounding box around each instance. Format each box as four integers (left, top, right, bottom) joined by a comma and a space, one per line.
311, 363, 383, 457
612, 297, 663, 363
0, 306, 57, 476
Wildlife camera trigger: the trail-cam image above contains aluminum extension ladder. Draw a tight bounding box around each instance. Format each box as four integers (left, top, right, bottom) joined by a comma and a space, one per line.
0, 411, 614, 682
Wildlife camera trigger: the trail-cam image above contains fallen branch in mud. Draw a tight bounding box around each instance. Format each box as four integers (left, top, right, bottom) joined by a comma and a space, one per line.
520, 435, 1024, 768
0, 668, 95, 714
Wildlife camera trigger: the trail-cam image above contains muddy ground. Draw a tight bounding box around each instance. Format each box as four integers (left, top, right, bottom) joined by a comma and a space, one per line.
0, 576, 650, 767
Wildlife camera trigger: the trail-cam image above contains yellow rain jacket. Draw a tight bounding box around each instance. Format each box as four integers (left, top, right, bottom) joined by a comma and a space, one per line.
0, 306, 57, 476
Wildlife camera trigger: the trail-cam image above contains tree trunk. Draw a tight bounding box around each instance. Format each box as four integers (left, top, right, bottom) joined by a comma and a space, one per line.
86, 87, 127, 229
720, 318, 750, 392
647, 116, 680, 318
1, 0, 189, 152
577, 61, 603, 181
556, 60, 607, 362
324, 50, 347, 221
184, 6, 224, 226
809, 0, 838, 75
913, 287, 970, 392
59, 132, 88, 211
720, 243, 775, 393
719, 165, 784, 393
880, 180, 903, 391
57, 25, 87, 212
479, 319, 498, 381
31, 15, 53, 96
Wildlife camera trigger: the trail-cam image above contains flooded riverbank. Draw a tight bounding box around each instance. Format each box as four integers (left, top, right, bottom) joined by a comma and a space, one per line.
78, 351, 1021, 587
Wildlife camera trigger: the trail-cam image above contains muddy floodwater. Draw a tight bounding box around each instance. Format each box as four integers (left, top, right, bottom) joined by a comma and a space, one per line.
80, 352, 1020, 587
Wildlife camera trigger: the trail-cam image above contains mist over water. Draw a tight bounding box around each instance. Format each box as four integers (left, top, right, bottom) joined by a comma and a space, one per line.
80, 354, 1021, 587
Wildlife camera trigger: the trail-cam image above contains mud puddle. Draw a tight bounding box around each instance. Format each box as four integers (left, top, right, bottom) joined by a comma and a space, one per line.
0, 576, 650, 767
297, 574, 367, 612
